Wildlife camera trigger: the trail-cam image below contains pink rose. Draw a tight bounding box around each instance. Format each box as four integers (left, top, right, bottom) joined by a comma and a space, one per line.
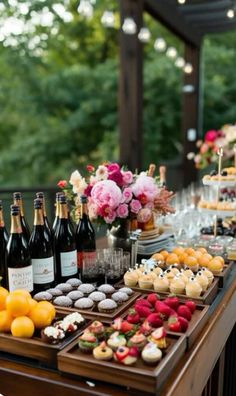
91, 180, 122, 210
122, 171, 133, 185
107, 163, 120, 172
57, 180, 67, 188
104, 210, 117, 224
130, 199, 142, 214
204, 130, 218, 143
108, 170, 123, 187
86, 164, 95, 172
122, 187, 133, 203
117, 203, 129, 218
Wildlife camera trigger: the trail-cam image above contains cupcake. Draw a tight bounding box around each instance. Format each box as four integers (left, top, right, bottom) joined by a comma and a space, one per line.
127, 332, 147, 352
63, 312, 85, 327
46, 288, 63, 298
67, 290, 84, 302
178, 271, 189, 285
34, 292, 52, 302
66, 278, 82, 289
97, 284, 115, 297
148, 269, 158, 282
141, 342, 162, 366
196, 271, 208, 292
114, 346, 138, 365
164, 269, 175, 282
41, 326, 65, 344
138, 272, 153, 289
168, 265, 180, 276
93, 341, 113, 361
55, 319, 77, 335
78, 284, 96, 296
148, 327, 167, 349
56, 283, 73, 294
153, 274, 169, 293
201, 267, 214, 285
107, 331, 126, 351
153, 267, 163, 276
118, 287, 133, 296
124, 269, 138, 287
183, 268, 194, 278
185, 277, 202, 298
111, 292, 129, 305
78, 331, 98, 353
74, 297, 94, 310
88, 291, 106, 305
88, 321, 105, 340
169, 276, 185, 295
53, 296, 73, 307
98, 299, 117, 313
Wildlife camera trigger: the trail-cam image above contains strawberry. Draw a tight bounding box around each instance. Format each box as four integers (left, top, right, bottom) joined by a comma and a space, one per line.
163, 295, 179, 311
155, 301, 172, 319
185, 300, 196, 314
135, 305, 151, 318
146, 313, 163, 328
168, 316, 182, 332
115, 346, 129, 361
126, 309, 140, 324
178, 316, 189, 332
139, 320, 153, 336
177, 305, 192, 321
128, 346, 139, 358
120, 321, 134, 334
147, 293, 160, 307
135, 298, 152, 308
151, 326, 166, 340
111, 317, 123, 331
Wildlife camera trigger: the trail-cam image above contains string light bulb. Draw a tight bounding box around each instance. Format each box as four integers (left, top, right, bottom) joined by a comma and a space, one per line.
101, 11, 115, 28
138, 27, 151, 43
154, 38, 166, 52
184, 63, 193, 74
122, 17, 137, 35
77, 0, 93, 19
178, 0, 186, 4
175, 57, 185, 68
166, 47, 177, 59
227, 9, 235, 18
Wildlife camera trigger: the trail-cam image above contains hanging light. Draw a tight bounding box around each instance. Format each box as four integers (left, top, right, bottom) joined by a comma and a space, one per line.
175, 57, 185, 68
122, 17, 137, 35
178, 0, 186, 4
154, 38, 166, 52
166, 46, 177, 59
101, 11, 115, 28
184, 63, 193, 74
138, 27, 151, 43
77, 0, 93, 19
227, 9, 235, 18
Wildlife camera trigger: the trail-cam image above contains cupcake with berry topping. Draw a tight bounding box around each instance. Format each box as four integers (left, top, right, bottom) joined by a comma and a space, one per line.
148, 327, 167, 349
78, 331, 98, 354
88, 321, 105, 341
41, 326, 65, 344
127, 332, 147, 352
114, 346, 138, 365
107, 331, 127, 351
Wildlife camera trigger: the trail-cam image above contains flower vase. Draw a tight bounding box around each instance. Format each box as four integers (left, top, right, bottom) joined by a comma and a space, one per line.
107, 219, 132, 252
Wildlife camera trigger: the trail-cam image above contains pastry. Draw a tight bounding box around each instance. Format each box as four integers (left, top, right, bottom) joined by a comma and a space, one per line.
111, 292, 129, 305
127, 332, 147, 352
88, 292, 106, 305
184, 256, 199, 272
53, 296, 73, 307
67, 291, 84, 302
164, 269, 175, 282
46, 288, 63, 297
55, 319, 77, 335
98, 299, 118, 313
74, 297, 94, 310
195, 271, 208, 291
208, 258, 223, 274
41, 326, 65, 344
97, 284, 115, 296
63, 312, 85, 327
185, 277, 202, 298
141, 342, 162, 366
124, 269, 139, 287
182, 268, 194, 278
166, 253, 179, 266
88, 321, 105, 340
78, 284, 96, 296
153, 267, 163, 276
118, 287, 134, 296
148, 327, 167, 349
178, 271, 189, 284
93, 341, 113, 361
169, 277, 185, 294
34, 292, 52, 302
114, 346, 138, 365
138, 272, 153, 289
78, 331, 98, 353
107, 331, 126, 351
55, 283, 73, 293
66, 278, 82, 288
168, 265, 180, 275
153, 274, 169, 292
148, 268, 158, 282
201, 267, 214, 285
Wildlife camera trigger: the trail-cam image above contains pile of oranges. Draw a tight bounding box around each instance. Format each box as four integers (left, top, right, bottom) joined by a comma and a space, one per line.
0, 288, 55, 338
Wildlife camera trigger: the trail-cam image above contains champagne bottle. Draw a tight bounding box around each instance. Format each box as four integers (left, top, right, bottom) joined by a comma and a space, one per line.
52, 192, 64, 233
36, 192, 52, 240
6, 205, 33, 292
0, 201, 9, 287
29, 199, 55, 292
159, 166, 166, 187
54, 195, 77, 282
13, 192, 31, 242
76, 195, 96, 282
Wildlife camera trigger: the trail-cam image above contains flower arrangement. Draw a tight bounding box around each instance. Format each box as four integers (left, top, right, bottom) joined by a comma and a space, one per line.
187, 124, 236, 169
57, 162, 174, 226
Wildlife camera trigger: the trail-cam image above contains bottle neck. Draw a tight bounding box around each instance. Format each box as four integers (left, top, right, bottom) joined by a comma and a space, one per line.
55, 201, 60, 217
41, 197, 47, 217
14, 198, 24, 216
10, 214, 22, 234
0, 209, 5, 228
81, 202, 88, 217
33, 208, 44, 226
59, 203, 68, 219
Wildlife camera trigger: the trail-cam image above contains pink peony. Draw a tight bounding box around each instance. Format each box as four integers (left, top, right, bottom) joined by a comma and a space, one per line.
204, 130, 218, 143
122, 171, 133, 185
132, 174, 158, 203
130, 199, 142, 214
107, 163, 120, 172
91, 180, 122, 210
122, 187, 133, 203
117, 203, 129, 218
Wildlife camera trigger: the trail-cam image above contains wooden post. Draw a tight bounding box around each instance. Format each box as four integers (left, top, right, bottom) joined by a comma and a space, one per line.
119, 0, 143, 172
182, 43, 201, 187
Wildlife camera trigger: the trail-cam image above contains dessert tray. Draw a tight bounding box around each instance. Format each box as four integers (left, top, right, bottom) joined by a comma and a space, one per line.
58, 331, 186, 393
215, 261, 233, 288
202, 179, 236, 187
0, 310, 89, 367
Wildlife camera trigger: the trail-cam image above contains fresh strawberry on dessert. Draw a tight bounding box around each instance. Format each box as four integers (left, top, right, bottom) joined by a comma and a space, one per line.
135, 304, 152, 318
178, 316, 189, 332
139, 319, 153, 336
114, 346, 138, 365
120, 321, 134, 335
185, 300, 196, 314
135, 298, 152, 308
168, 316, 182, 332
127, 332, 147, 352
148, 327, 167, 349
126, 309, 140, 324
163, 295, 180, 311
146, 313, 163, 328
155, 301, 172, 320
147, 293, 160, 307
111, 317, 123, 331
177, 305, 192, 321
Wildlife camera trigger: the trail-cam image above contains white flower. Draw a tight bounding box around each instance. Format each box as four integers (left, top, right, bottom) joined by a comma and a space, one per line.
95, 165, 108, 180
69, 170, 87, 194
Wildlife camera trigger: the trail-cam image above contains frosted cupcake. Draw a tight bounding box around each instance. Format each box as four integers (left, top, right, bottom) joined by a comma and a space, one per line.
185, 277, 202, 298
138, 272, 153, 289
169, 276, 185, 295
153, 274, 169, 293
196, 271, 208, 292
201, 267, 214, 285
124, 269, 138, 287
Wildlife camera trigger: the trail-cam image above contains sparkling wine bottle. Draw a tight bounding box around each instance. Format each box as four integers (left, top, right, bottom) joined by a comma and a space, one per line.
36, 192, 52, 240
13, 192, 31, 242
52, 192, 64, 234
0, 201, 9, 287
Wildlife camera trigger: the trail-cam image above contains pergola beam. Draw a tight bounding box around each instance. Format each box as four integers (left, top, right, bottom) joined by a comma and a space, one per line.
181, 0, 231, 14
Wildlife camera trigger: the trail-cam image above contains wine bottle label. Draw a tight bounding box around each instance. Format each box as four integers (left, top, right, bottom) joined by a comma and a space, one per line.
60, 250, 77, 276
32, 257, 54, 284
77, 251, 96, 269
8, 265, 33, 292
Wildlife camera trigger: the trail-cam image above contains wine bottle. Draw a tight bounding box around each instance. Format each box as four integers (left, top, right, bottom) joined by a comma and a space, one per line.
159, 166, 166, 187
13, 192, 31, 242
0, 201, 9, 287
29, 199, 55, 292
6, 205, 33, 292
54, 195, 77, 282
52, 192, 64, 234
76, 195, 96, 282
36, 192, 52, 240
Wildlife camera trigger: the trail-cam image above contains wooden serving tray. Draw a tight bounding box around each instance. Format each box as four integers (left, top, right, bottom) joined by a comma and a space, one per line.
115, 278, 219, 305
55, 292, 140, 323
0, 310, 89, 367
214, 261, 233, 288
58, 333, 186, 393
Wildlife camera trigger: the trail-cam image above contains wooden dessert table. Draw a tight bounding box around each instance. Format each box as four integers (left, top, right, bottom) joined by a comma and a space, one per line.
1, 267, 236, 396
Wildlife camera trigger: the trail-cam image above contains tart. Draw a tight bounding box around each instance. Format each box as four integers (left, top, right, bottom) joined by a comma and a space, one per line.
107, 331, 126, 351
93, 341, 113, 361
127, 332, 147, 352
148, 327, 167, 349
114, 346, 138, 365
88, 321, 105, 340
141, 342, 162, 366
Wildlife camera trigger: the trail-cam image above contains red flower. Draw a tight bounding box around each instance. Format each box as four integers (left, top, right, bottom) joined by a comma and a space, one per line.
138, 193, 148, 205
204, 130, 218, 143
84, 184, 93, 197
86, 164, 95, 173
57, 180, 67, 188
108, 170, 123, 187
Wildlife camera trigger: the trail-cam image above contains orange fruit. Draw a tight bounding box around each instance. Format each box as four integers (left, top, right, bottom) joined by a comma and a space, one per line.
37, 301, 56, 321
179, 253, 188, 264
185, 247, 195, 256
197, 248, 208, 254
151, 253, 164, 262
184, 256, 198, 268
29, 306, 52, 329
0, 286, 9, 311
202, 253, 213, 261
192, 251, 203, 260
198, 256, 210, 267
6, 294, 30, 317
27, 298, 38, 312
208, 259, 223, 273
214, 256, 224, 265
160, 250, 169, 260
172, 247, 185, 256
11, 289, 31, 299
11, 316, 34, 338
166, 253, 179, 265
0, 310, 13, 332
